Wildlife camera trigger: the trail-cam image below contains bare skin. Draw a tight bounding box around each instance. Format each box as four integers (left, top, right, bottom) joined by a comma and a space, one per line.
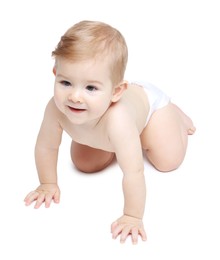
68, 100, 195, 243
24, 58, 195, 244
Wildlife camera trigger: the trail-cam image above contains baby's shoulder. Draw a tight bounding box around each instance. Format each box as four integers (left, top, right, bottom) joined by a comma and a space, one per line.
104, 101, 136, 134
104, 85, 150, 133
107, 100, 131, 119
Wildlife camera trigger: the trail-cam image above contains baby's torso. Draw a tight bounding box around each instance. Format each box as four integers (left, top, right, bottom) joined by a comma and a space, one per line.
58, 83, 150, 152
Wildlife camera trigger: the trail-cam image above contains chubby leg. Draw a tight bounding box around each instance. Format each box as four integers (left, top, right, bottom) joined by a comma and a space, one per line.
70, 141, 115, 173
140, 103, 196, 172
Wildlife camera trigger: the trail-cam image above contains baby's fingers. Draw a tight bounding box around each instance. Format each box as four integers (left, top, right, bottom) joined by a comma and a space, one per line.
139, 228, 147, 242
120, 226, 132, 244
34, 192, 46, 209
24, 191, 40, 206
111, 221, 118, 234
131, 227, 139, 244
111, 223, 124, 240
53, 190, 60, 204
45, 193, 53, 208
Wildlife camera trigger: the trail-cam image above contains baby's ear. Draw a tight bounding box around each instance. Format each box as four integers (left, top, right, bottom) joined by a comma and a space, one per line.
111, 81, 128, 102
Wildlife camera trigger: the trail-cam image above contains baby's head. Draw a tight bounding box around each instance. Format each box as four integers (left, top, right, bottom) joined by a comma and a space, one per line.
52, 20, 128, 86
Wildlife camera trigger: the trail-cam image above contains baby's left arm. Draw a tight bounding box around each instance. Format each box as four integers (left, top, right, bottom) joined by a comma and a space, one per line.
111, 169, 147, 244
107, 112, 147, 244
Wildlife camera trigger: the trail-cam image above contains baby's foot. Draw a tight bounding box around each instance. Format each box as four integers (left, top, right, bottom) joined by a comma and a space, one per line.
187, 126, 196, 135
183, 116, 196, 135
173, 103, 196, 135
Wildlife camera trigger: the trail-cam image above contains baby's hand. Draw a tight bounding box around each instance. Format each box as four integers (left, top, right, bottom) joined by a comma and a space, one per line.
111, 215, 147, 244
24, 183, 60, 209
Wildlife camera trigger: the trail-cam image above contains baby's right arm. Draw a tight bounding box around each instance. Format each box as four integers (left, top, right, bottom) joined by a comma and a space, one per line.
24, 98, 63, 208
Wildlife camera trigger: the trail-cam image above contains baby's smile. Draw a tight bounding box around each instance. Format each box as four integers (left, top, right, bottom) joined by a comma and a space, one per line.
68, 106, 87, 113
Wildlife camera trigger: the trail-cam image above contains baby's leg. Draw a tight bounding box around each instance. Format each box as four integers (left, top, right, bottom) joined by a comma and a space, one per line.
70, 141, 115, 173
140, 103, 196, 172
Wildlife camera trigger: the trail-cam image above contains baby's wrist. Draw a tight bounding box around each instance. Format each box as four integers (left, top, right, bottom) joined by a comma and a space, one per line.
39, 182, 58, 185
123, 213, 143, 220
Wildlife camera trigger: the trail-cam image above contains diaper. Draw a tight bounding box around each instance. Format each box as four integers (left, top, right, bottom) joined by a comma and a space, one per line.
131, 80, 170, 125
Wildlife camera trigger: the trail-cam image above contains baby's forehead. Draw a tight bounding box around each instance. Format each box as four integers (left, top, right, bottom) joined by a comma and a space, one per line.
56, 55, 111, 68
55, 57, 113, 81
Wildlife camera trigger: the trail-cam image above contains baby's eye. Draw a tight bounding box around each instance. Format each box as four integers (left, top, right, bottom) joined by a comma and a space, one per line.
60, 80, 71, 87
86, 85, 97, 91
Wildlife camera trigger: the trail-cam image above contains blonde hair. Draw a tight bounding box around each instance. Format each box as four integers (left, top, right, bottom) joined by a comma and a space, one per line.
52, 20, 128, 85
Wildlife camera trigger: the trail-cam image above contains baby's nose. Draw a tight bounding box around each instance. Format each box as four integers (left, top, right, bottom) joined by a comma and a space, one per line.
68, 89, 83, 103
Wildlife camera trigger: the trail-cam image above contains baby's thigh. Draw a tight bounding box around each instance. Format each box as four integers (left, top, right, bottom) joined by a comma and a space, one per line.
70, 141, 115, 173
140, 103, 189, 172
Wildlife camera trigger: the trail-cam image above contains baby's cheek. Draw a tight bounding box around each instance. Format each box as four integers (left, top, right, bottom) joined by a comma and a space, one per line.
53, 97, 64, 112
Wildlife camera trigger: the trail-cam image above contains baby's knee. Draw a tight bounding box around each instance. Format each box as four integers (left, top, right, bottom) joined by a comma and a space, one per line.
146, 150, 184, 172
153, 157, 183, 172
71, 156, 98, 173
75, 164, 98, 173
154, 162, 179, 172
71, 152, 114, 173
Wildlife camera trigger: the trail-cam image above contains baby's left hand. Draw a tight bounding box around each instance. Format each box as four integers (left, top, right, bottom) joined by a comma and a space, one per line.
111, 215, 147, 244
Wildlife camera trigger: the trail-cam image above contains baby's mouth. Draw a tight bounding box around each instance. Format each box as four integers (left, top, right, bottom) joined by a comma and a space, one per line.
68, 106, 86, 113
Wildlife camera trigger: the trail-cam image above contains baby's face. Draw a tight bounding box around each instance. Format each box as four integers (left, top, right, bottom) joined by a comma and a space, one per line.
53, 58, 115, 125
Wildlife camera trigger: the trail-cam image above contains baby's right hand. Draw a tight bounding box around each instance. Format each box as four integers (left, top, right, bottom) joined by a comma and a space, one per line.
24, 183, 60, 209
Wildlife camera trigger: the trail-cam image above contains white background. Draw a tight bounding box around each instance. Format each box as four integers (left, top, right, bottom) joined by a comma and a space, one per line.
0, 0, 219, 259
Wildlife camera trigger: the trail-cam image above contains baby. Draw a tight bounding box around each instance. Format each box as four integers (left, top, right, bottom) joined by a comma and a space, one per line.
24, 20, 196, 244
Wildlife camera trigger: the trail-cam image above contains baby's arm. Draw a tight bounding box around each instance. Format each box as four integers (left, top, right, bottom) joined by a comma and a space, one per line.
24, 98, 63, 208
111, 163, 147, 244
108, 111, 147, 244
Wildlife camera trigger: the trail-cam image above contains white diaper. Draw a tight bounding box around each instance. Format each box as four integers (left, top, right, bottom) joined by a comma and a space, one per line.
130, 80, 170, 125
